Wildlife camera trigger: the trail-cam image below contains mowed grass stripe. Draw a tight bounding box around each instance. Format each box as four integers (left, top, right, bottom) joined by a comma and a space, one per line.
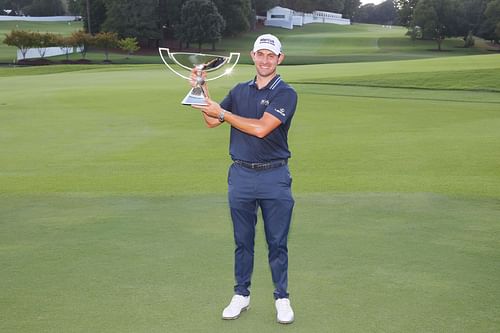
293, 68, 500, 92
1, 62, 499, 198
1, 193, 499, 332
3, 54, 499, 79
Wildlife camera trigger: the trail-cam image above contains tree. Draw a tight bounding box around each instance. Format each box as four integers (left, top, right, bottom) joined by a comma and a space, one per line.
23, 0, 65, 16
118, 37, 140, 58
101, 0, 160, 42
478, 0, 500, 43
0, 0, 32, 13
92, 31, 118, 61
413, 0, 461, 51
177, 0, 225, 51
254, 0, 279, 15
343, 0, 361, 21
354, 0, 397, 24
32, 32, 59, 59
71, 30, 92, 59
3, 30, 36, 60
213, 0, 252, 36
67, 0, 83, 15
316, 0, 344, 12
162, 0, 184, 40
395, 0, 418, 27
279, 0, 344, 12
355, 3, 376, 23
81, 0, 107, 34
85, 0, 91, 34
55, 34, 76, 61
377, 0, 398, 24
459, 0, 489, 36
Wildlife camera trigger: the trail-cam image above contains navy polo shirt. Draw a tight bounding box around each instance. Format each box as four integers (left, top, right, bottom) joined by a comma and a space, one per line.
220, 75, 298, 163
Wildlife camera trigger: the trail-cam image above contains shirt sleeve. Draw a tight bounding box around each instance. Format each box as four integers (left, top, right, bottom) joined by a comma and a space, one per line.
220, 89, 233, 111
265, 87, 298, 124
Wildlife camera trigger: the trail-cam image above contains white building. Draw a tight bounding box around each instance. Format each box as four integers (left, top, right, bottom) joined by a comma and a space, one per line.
264, 6, 350, 30
264, 6, 294, 29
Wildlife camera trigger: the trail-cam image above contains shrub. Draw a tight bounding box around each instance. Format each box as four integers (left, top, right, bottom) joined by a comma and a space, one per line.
118, 37, 140, 58
3, 30, 36, 60
92, 32, 119, 62
71, 31, 92, 59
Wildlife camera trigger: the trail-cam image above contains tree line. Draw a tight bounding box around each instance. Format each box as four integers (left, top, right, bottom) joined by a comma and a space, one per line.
397, 0, 500, 49
352, 0, 499, 49
2, 0, 499, 51
3, 29, 140, 62
0, 0, 65, 16
72, 0, 363, 49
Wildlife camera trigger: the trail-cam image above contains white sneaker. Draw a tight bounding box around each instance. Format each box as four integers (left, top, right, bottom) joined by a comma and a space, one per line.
275, 298, 294, 324
222, 295, 250, 320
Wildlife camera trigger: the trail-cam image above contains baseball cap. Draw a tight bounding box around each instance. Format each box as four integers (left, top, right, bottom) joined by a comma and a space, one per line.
253, 34, 282, 55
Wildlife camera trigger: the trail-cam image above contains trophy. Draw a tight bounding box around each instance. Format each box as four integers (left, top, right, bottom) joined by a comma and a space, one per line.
159, 48, 240, 106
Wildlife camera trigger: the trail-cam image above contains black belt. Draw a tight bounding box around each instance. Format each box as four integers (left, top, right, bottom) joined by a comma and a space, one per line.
234, 159, 287, 170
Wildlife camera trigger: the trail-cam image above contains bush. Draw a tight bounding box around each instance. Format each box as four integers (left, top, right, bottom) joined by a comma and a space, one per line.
464, 31, 475, 48
118, 37, 140, 58
32, 32, 59, 59
3, 30, 36, 60
71, 31, 92, 59
92, 32, 119, 62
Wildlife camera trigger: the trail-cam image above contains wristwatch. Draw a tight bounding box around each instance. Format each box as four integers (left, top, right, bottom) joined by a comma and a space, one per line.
218, 110, 226, 123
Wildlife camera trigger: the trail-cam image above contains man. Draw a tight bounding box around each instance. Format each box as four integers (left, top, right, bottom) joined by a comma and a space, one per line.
191, 34, 297, 324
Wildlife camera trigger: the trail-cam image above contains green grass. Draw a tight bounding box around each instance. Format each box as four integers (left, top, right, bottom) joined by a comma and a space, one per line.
218, 24, 489, 64
1, 53, 499, 332
1, 21, 494, 65
300, 68, 500, 92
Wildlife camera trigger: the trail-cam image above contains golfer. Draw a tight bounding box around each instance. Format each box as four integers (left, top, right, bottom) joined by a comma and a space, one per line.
191, 34, 297, 324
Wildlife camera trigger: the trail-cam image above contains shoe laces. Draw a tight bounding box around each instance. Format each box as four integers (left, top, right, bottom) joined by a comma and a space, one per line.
230, 295, 246, 305
276, 298, 291, 310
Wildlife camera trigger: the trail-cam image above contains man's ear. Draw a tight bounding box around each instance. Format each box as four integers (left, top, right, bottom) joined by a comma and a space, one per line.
278, 53, 285, 65
250, 51, 255, 61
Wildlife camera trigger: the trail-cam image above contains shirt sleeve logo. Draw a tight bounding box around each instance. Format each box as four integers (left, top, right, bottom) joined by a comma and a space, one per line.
274, 108, 286, 117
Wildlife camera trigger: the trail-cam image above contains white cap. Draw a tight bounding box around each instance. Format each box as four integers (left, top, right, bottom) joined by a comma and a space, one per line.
253, 34, 282, 55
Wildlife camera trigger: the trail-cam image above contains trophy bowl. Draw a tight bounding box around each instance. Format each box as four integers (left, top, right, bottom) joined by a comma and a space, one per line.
159, 48, 240, 106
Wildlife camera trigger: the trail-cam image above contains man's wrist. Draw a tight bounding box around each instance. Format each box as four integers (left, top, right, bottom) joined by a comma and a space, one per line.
218, 110, 226, 123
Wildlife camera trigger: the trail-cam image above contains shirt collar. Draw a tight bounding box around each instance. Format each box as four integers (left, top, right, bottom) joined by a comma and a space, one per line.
249, 74, 281, 90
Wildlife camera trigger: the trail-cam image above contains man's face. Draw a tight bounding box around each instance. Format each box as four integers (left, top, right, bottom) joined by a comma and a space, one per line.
251, 49, 284, 78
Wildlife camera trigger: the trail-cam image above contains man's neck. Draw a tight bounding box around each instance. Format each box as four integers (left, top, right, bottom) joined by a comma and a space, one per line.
255, 73, 277, 90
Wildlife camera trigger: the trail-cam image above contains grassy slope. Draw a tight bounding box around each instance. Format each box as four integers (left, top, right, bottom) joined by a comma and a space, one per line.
1, 60, 500, 332
1, 21, 492, 64
0, 24, 499, 332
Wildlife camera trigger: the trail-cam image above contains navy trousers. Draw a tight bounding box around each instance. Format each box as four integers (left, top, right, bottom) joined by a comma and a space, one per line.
228, 162, 294, 299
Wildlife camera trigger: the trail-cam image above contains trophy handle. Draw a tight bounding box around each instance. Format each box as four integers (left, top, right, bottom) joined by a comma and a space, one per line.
158, 47, 191, 80
159, 47, 240, 82
206, 52, 240, 82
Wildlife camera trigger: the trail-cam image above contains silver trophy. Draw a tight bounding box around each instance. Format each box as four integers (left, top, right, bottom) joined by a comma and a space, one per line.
159, 48, 240, 106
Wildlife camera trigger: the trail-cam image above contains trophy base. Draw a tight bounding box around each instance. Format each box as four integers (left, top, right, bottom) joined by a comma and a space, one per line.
181, 88, 207, 106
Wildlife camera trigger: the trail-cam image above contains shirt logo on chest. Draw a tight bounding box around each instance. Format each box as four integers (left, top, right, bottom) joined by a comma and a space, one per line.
260, 99, 270, 106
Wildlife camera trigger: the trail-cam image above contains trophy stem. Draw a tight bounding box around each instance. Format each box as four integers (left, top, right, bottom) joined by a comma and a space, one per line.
182, 86, 207, 106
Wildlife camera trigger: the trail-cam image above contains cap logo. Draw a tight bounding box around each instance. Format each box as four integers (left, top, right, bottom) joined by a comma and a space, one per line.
260, 38, 275, 46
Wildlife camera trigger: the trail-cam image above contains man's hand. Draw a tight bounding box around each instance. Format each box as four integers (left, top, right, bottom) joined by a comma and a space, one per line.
191, 98, 221, 119
190, 67, 207, 88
